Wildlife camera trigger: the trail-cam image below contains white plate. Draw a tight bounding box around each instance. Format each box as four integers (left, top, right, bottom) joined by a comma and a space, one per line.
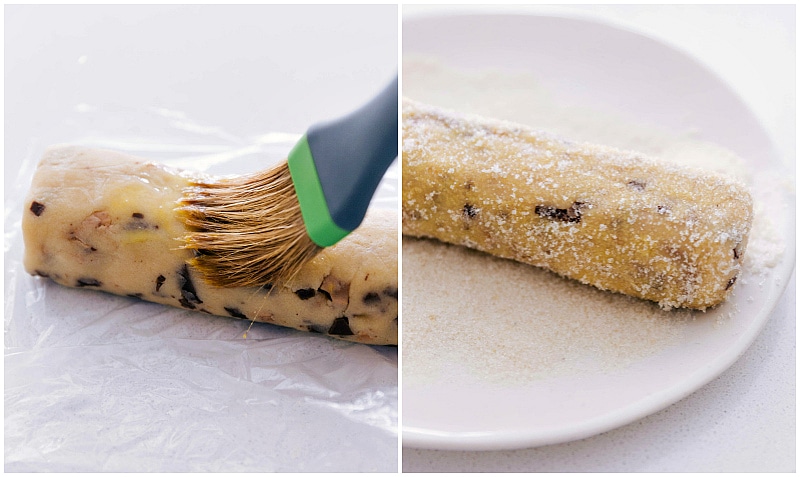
401, 13, 795, 451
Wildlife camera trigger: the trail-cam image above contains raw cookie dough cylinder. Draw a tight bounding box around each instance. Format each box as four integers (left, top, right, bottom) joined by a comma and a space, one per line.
23, 145, 398, 345
402, 99, 753, 310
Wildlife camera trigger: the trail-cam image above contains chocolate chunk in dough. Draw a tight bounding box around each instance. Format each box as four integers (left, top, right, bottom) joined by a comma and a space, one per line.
627, 179, 647, 191
224, 307, 248, 320
155, 274, 166, 292
295, 288, 316, 300
30, 201, 46, 216
535, 201, 585, 223
383, 287, 398, 299
177, 264, 202, 308
363, 292, 381, 305
76, 278, 101, 287
462, 203, 478, 219
328, 316, 354, 336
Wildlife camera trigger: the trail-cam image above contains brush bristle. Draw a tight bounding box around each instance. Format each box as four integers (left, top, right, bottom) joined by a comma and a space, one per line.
179, 162, 322, 288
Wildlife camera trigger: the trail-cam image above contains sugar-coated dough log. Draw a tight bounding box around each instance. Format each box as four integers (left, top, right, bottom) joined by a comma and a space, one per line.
23, 146, 398, 345
402, 99, 753, 310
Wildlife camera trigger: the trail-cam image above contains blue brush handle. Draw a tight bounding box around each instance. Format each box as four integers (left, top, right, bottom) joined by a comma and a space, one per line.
305, 75, 398, 232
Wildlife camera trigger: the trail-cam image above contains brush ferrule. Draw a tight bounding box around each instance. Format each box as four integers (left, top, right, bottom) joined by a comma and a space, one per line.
287, 135, 350, 247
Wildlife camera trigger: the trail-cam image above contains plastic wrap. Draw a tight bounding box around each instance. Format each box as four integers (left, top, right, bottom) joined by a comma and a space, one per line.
4, 105, 399, 472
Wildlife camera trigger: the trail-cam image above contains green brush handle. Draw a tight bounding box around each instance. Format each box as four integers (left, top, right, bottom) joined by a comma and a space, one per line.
287, 75, 398, 247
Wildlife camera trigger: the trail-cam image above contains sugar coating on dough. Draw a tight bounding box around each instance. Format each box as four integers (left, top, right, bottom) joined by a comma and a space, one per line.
23, 145, 398, 345
402, 99, 753, 310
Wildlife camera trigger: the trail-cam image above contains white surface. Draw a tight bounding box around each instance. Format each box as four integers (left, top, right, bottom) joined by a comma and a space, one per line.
4, 5, 399, 472
401, 4, 795, 472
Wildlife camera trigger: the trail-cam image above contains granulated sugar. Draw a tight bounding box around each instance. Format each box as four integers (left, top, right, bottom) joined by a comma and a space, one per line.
401, 57, 785, 388
402, 238, 694, 386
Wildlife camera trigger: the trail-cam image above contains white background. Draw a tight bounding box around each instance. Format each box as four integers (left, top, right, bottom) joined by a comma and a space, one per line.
401, 4, 795, 472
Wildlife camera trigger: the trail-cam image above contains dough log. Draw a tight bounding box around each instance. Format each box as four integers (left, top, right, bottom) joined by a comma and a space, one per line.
402, 99, 753, 310
23, 146, 398, 345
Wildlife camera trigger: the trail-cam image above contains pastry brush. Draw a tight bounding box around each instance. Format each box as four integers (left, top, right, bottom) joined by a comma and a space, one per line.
181, 76, 398, 288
